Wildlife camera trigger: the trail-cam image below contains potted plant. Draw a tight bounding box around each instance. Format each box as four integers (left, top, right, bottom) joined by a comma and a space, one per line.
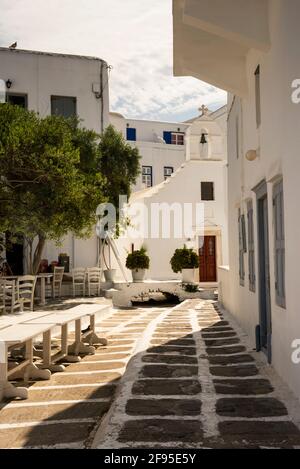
126, 247, 150, 282
170, 245, 199, 283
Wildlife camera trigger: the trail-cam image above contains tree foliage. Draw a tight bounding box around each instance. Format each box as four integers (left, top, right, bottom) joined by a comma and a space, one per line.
98, 124, 141, 210
0, 104, 106, 273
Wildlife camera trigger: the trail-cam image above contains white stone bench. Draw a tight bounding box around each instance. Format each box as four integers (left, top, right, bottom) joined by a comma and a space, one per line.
0, 323, 52, 401
23, 303, 111, 372
0, 303, 111, 400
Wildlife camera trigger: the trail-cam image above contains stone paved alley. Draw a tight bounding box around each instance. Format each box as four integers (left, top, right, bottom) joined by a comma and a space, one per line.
1, 299, 300, 449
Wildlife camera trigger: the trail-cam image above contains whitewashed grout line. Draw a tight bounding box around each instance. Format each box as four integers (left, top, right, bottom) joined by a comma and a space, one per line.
191, 306, 219, 439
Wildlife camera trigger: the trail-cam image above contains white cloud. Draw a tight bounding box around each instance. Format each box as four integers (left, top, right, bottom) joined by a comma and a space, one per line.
0, 0, 227, 121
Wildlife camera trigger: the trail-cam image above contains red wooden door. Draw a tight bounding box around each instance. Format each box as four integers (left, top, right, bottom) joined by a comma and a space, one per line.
199, 236, 217, 282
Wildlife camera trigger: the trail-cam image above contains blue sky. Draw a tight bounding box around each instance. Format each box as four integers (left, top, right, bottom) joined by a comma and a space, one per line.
0, 0, 227, 122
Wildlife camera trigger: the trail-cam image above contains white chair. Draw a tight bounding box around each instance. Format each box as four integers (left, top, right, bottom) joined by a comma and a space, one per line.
51, 267, 65, 299
17, 275, 37, 311
72, 268, 86, 297
3, 279, 23, 313
0, 280, 6, 314
86, 267, 101, 297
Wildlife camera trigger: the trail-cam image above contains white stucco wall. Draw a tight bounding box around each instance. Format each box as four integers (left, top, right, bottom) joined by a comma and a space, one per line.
0, 48, 109, 132
219, 1, 300, 398
113, 158, 228, 282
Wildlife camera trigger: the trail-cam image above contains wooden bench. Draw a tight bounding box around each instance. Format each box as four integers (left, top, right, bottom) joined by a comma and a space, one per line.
0, 323, 52, 401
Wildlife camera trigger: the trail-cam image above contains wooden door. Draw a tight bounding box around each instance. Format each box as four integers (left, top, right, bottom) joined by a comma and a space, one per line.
199, 236, 217, 282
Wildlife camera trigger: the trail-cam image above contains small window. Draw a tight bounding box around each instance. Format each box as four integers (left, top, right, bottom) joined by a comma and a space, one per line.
273, 180, 286, 308
126, 127, 136, 141
201, 182, 214, 201
171, 132, 184, 145
142, 166, 152, 188
7, 93, 28, 109
164, 167, 174, 180
255, 65, 261, 128
247, 200, 256, 292
51, 96, 76, 119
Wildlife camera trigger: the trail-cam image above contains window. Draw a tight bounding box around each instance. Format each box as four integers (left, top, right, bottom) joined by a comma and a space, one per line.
6, 93, 27, 108
163, 131, 184, 145
51, 96, 76, 118
238, 209, 246, 286
126, 127, 136, 141
273, 180, 286, 308
255, 65, 261, 128
247, 200, 256, 292
201, 182, 214, 201
171, 132, 184, 145
164, 167, 174, 180
142, 166, 152, 188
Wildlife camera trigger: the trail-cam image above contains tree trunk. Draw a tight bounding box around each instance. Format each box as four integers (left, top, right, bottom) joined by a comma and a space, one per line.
33, 235, 46, 275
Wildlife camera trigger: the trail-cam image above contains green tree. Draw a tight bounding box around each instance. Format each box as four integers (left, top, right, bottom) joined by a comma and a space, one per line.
0, 104, 106, 274
98, 124, 141, 213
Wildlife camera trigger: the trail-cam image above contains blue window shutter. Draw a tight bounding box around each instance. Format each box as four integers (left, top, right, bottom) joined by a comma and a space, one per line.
273, 181, 286, 308
127, 128, 136, 141
247, 200, 256, 292
163, 131, 172, 144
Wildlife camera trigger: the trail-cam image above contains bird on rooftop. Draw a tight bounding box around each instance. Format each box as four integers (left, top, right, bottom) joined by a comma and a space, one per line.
9, 42, 17, 49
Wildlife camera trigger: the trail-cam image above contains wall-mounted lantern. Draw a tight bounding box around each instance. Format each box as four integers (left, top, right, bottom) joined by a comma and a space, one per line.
5, 79, 12, 89
245, 149, 258, 161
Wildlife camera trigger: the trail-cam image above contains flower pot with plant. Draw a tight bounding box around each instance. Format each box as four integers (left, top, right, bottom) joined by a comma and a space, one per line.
170, 245, 199, 283
126, 247, 150, 282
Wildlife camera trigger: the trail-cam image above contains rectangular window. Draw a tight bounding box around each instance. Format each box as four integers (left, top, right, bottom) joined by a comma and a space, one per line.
171, 132, 185, 145
255, 65, 261, 128
247, 200, 256, 292
201, 182, 214, 201
6, 93, 28, 109
142, 166, 152, 188
51, 96, 77, 119
126, 127, 136, 141
164, 167, 174, 180
273, 180, 286, 308
238, 210, 245, 286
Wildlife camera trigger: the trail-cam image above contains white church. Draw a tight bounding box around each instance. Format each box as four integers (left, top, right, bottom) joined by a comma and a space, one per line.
109, 105, 228, 284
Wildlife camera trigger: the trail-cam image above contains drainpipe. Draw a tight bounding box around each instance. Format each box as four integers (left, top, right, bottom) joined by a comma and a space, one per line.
100, 61, 104, 134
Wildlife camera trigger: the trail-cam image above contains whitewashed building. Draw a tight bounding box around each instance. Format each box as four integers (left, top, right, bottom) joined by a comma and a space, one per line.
110, 112, 189, 190
0, 47, 110, 272
112, 105, 228, 283
173, 0, 300, 398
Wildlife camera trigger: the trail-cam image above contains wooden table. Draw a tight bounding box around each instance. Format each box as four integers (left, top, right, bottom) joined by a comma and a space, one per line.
1, 274, 53, 306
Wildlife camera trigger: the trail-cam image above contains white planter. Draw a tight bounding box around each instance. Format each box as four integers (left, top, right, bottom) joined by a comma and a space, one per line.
182, 269, 196, 283
104, 269, 117, 282
131, 269, 146, 282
